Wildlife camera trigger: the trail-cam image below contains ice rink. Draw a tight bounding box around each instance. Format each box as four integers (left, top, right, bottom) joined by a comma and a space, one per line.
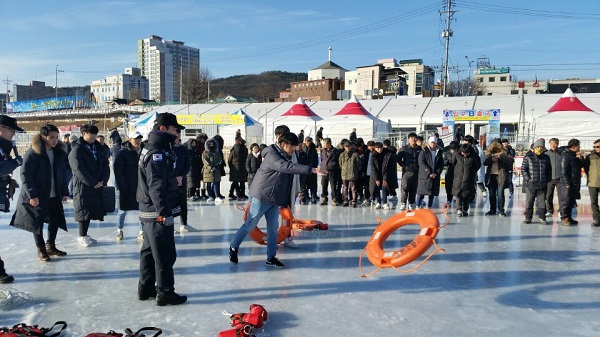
1, 180, 600, 336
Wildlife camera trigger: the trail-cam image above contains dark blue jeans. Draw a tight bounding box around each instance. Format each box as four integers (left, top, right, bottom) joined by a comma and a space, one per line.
488, 175, 506, 212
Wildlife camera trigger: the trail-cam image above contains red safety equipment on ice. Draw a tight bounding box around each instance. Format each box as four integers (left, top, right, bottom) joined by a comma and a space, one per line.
218, 304, 268, 337
0, 321, 67, 337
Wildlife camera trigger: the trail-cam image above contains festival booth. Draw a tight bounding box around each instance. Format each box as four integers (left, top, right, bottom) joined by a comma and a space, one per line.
218, 109, 264, 145
318, 96, 391, 144
266, 97, 322, 142
535, 88, 600, 149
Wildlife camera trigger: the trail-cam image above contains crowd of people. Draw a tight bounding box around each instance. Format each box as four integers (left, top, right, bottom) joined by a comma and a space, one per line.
1, 112, 599, 306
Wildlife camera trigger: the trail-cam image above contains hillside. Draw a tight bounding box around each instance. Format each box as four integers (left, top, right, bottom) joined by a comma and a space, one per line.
210, 71, 307, 102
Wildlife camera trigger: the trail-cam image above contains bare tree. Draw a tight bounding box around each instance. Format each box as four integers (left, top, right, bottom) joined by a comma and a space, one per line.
182, 66, 213, 104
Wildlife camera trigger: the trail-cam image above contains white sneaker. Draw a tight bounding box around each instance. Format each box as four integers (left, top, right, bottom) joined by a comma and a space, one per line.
361, 199, 369, 206
215, 197, 223, 204
382, 203, 391, 210
180, 224, 198, 232
399, 203, 406, 210
282, 237, 298, 249
137, 231, 144, 241
207, 197, 215, 202
78, 236, 90, 247
374, 203, 382, 209
116, 229, 123, 240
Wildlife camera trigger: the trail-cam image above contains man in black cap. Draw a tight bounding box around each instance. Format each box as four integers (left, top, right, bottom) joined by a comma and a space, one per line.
0, 115, 23, 283
69, 124, 110, 247
137, 112, 187, 306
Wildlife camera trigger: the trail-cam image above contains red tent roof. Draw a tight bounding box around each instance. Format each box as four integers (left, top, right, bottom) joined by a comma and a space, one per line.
281, 97, 320, 117
547, 88, 594, 113
334, 96, 372, 116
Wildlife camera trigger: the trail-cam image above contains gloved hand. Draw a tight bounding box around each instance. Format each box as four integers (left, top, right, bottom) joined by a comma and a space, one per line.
162, 216, 175, 226
13, 156, 23, 166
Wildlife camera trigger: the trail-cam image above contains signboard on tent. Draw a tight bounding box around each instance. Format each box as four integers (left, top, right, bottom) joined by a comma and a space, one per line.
443, 109, 500, 145
177, 114, 244, 125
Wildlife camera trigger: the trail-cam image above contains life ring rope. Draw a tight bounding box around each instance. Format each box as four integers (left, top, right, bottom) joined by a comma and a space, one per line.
359, 207, 450, 278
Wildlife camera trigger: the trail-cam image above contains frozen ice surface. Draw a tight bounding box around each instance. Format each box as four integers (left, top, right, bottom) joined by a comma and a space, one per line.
1, 182, 600, 336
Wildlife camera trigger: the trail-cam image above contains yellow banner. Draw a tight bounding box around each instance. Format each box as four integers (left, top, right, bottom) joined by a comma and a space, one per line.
453, 115, 491, 121
177, 114, 245, 125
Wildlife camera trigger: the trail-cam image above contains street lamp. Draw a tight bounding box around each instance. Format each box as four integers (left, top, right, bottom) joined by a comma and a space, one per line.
465, 56, 473, 96
55, 65, 64, 101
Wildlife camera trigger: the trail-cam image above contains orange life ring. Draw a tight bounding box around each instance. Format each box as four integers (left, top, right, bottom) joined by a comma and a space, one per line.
243, 202, 292, 245
291, 219, 329, 231
365, 209, 440, 269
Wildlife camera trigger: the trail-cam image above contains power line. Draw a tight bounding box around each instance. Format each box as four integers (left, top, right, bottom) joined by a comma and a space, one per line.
458, 1, 600, 20
204, 3, 441, 62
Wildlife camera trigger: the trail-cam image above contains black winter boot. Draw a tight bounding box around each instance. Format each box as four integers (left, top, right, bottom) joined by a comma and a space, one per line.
0, 258, 14, 284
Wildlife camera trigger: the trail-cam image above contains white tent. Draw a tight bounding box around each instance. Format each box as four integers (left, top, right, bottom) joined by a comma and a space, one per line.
318, 96, 391, 144
266, 97, 322, 142
218, 109, 264, 145
535, 88, 600, 149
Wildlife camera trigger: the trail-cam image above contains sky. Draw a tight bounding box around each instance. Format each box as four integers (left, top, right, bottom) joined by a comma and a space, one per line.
0, 0, 599, 88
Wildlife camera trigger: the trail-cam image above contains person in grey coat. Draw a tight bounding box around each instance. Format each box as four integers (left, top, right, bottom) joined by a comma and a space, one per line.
69, 124, 110, 247
545, 138, 563, 217
229, 133, 321, 268
10, 124, 69, 261
416, 136, 444, 209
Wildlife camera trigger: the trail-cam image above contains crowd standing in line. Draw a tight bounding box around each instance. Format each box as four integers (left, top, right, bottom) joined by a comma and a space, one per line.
2, 115, 599, 307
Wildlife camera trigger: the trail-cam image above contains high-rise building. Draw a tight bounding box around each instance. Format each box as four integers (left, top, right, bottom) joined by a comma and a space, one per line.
137, 35, 200, 102
91, 67, 149, 106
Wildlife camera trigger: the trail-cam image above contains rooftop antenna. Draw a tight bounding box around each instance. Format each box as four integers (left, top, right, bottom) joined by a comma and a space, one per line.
328, 46, 332, 61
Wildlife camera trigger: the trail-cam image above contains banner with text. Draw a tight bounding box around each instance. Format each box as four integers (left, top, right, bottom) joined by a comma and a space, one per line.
177, 114, 245, 125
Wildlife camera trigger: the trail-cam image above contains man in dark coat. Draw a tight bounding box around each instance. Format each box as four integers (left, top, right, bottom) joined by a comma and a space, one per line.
560, 138, 584, 226
444, 141, 458, 204
97, 135, 111, 160
109, 129, 122, 162
173, 130, 194, 233
502, 139, 516, 197
416, 136, 444, 209
228, 137, 249, 200
398, 132, 421, 210
245, 143, 262, 188
186, 139, 202, 201
316, 127, 324, 148
521, 138, 552, 224
0, 115, 23, 283
229, 132, 319, 268
319, 138, 342, 206
545, 138, 562, 217
369, 142, 395, 209
213, 134, 226, 193
298, 136, 318, 204
297, 129, 304, 143
69, 124, 110, 247
137, 113, 187, 306
10, 124, 69, 261
451, 144, 481, 216
114, 131, 144, 240
349, 128, 357, 142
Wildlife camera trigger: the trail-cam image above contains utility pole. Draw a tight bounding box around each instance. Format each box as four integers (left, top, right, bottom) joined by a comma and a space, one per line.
441, 0, 456, 97
2, 77, 11, 114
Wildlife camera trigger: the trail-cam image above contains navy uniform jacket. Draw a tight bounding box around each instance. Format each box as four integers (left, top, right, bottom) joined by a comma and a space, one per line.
137, 131, 181, 221
0, 138, 20, 213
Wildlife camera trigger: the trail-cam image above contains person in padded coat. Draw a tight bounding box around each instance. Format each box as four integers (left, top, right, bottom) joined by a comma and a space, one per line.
113, 131, 144, 240
229, 132, 321, 269
228, 137, 249, 200
451, 144, 481, 216
186, 139, 202, 201
521, 138, 552, 224
10, 124, 69, 262
483, 140, 514, 217
69, 124, 110, 247
559, 138, 584, 226
369, 142, 395, 209
416, 136, 444, 209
